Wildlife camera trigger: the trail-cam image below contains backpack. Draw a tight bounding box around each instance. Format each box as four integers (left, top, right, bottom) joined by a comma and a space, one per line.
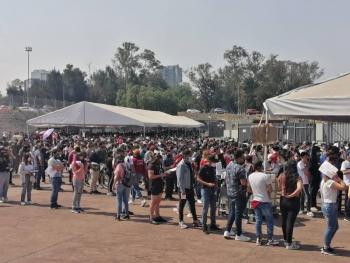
121, 164, 134, 187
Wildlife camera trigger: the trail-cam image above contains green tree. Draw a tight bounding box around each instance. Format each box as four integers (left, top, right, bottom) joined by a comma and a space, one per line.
28, 79, 49, 99
188, 63, 220, 113
112, 42, 141, 88
62, 64, 88, 102
6, 79, 24, 97
89, 66, 119, 104
47, 69, 64, 101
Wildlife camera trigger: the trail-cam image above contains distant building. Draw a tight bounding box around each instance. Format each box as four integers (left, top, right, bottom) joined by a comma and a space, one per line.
161, 65, 182, 87
31, 69, 49, 81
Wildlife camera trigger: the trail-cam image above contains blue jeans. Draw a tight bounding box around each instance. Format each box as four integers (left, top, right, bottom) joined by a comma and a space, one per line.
196, 184, 202, 200
116, 184, 130, 216
254, 202, 274, 239
226, 196, 245, 235
131, 173, 143, 199
35, 166, 43, 189
50, 177, 62, 207
201, 188, 216, 226
322, 202, 339, 248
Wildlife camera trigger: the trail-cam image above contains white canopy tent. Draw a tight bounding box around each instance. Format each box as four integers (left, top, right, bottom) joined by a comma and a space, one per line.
264, 72, 350, 122
26, 101, 204, 129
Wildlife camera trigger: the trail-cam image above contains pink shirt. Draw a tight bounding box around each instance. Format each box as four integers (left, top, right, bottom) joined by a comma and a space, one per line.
114, 163, 125, 184
72, 162, 86, 181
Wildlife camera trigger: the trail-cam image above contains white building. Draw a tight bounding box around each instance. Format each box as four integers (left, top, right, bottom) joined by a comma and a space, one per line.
161, 65, 182, 87
31, 69, 49, 81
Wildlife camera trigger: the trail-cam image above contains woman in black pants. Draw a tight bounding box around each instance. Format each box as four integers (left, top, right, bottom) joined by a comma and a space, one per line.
278, 160, 303, 250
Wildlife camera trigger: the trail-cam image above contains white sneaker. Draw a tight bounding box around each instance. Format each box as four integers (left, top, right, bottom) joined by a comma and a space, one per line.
179, 221, 188, 229
197, 199, 202, 204
286, 242, 300, 250
311, 207, 319, 212
224, 231, 234, 239
187, 213, 193, 218
298, 210, 304, 215
27, 201, 32, 205
2, 198, 8, 203
235, 234, 251, 242
140, 199, 146, 207
267, 239, 280, 246
256, 237, 263, 246
0, 200, 4, 203
128, 199, 134, 204
21, 202, 26, 206
306, 212, 314, 217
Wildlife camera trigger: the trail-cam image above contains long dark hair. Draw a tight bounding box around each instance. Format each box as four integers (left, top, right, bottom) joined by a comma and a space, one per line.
284, 160, 299, 194
217, 153, 226, 169
23, 153, 32, 165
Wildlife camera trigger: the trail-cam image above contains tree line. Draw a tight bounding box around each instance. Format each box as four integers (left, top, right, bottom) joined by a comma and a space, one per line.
6, 42, 323, 114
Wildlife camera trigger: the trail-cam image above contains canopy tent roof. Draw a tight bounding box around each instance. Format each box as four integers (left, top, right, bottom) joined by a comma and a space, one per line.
263, 72, 350, 122
27, 101, 204, 128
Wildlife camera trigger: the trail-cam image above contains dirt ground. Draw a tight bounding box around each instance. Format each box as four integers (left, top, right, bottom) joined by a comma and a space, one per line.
1, 176, 349, 263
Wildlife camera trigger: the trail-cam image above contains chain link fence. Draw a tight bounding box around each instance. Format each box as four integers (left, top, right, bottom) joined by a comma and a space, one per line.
0, 95, 75, 109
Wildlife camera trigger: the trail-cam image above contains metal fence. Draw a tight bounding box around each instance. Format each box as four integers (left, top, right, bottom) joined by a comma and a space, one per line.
0, 95, 75, 109
238, 122, 316, 143
237, 122, 350, 144
323, 122, 350, 143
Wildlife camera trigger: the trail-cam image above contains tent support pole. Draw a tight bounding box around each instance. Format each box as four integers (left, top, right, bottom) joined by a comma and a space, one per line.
143, 126, 146, 137
83, 101, 86, 128
263, 109, 268, 173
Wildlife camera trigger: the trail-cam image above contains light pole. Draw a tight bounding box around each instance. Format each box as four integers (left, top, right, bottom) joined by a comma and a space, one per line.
25, 46, 32, 105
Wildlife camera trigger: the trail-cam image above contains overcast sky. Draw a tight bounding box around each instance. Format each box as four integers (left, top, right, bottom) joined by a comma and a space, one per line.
1, 0, 350, 94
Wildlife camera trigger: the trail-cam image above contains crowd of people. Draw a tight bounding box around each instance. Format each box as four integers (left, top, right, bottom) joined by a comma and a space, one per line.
0, 132, 349, 256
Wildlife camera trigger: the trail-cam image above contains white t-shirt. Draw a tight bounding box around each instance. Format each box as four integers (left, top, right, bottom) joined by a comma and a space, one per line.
320, 179, 337, 203
215, 162, 226, 178
340, 160, 350, 186
297, 160, 309, 185
248, 172, 272, 202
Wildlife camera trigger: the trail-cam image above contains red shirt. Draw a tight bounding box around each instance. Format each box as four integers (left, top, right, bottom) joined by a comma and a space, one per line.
132, 157, 146, 176
200, 159, 208, 168
68, 150, 76, 165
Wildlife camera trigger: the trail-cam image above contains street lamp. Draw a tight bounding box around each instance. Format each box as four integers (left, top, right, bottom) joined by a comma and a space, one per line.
25, 46, 32, 105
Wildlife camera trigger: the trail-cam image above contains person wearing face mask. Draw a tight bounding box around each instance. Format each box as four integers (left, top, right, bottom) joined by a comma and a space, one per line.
164, 150, 175, 200
148, 153, 167, 224
18, 153, 35, 205
71, 152, 86, 213
0, 145, 10, 203
223, 150, 251, 242
48, 148, 64, 209
197, 155, 220, 234
176, 150, 201, 229
320, 152, 347, 256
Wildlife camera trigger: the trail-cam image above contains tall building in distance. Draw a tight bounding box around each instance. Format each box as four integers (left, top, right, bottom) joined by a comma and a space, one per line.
31, 69, 49, 81
161, 65, 182, 87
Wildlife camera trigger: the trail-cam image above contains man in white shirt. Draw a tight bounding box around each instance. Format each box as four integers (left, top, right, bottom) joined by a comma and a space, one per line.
48, 148, 64, 209
297, 152, 314, 217
341, 153, 350, 221
248, 161, 279, 246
